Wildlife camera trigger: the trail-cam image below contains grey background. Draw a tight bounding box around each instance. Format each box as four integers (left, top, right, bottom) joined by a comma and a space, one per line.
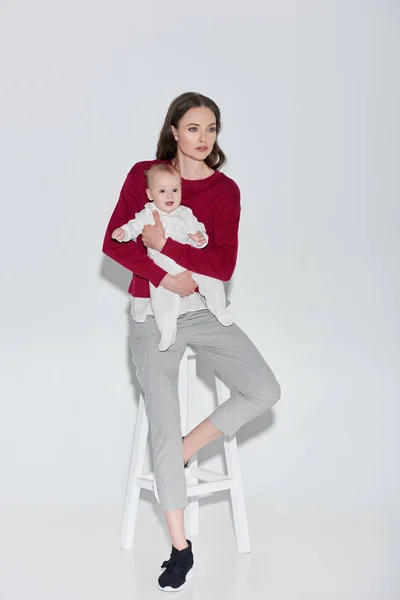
0, 2, 398, 594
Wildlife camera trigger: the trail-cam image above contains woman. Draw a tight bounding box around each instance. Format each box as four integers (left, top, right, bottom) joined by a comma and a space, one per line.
102, 92, 281, 592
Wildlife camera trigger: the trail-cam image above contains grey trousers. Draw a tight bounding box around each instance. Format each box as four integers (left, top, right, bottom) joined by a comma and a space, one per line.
129, 309, 281, 511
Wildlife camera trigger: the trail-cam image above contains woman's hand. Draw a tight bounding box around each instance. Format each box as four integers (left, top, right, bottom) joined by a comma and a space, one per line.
142, 211, 166, 251
160, 272, 197, 297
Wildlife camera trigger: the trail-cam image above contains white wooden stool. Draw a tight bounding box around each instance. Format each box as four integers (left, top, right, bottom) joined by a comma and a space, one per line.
120, 348, 251, 553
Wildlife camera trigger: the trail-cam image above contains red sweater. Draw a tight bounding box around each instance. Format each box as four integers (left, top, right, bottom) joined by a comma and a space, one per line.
102, 159, 241, 298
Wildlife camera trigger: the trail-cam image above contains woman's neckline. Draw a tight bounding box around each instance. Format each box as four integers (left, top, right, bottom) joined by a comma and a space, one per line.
168, 160, 219, 184
180, 169, 218, 183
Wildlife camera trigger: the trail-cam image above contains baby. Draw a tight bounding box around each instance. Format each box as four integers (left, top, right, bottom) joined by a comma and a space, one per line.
112, 163, 233, 351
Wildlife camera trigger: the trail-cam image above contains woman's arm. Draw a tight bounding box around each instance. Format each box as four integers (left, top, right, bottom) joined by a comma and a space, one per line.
102, 164, 167, 287
160, 190, 241, 281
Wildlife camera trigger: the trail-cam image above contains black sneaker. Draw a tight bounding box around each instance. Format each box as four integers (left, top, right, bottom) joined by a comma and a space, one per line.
157, 539, 194, 592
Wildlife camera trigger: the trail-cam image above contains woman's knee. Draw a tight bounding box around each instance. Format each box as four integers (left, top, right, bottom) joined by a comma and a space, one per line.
269, 379, 281, 408
253, 373, 281, 411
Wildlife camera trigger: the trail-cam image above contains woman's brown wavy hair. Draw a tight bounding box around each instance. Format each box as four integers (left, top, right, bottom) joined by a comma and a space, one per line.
156, 92, 226, 170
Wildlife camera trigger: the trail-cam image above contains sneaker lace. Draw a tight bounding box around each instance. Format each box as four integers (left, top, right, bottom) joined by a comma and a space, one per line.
161, 556, 189, 575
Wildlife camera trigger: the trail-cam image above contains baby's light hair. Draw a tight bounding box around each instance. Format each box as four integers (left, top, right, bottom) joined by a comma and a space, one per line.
145, 163, 181, 188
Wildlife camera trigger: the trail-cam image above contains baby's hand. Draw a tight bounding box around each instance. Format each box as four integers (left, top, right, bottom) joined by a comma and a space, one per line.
112, 228, 125, 242
188, 231, 206, 246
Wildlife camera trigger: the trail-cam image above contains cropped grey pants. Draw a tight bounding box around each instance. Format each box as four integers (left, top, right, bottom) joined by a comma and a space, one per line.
129, 310, 281, 511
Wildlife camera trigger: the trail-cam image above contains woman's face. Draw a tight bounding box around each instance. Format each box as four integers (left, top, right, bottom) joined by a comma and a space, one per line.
171, 107, 217, 162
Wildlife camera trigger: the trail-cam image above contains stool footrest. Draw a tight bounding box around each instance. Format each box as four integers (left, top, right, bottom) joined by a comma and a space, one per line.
187, 479, 234, 497
189, 467, 230, 482
135, 468, 234, 498
134, 476, 154, 492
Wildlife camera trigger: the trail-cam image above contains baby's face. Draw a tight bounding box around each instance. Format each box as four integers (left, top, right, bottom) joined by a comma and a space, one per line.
147, 172, 182, 213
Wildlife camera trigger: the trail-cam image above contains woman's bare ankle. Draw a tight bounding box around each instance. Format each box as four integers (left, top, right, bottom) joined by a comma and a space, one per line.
172, 538, 189, 551
183, 417, 223, 464
165, 508, 187, 550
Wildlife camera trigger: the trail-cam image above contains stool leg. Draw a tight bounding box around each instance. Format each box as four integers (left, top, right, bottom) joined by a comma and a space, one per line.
215, 375, 251, 553
182, 352, 199, 536
120, 393, 149, 549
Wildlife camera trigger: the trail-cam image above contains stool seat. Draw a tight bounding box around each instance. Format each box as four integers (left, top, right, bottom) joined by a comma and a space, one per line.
120, 347, 251, 553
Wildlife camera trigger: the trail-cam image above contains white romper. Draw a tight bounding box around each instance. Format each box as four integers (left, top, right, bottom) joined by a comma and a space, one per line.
120, 202, 233, 350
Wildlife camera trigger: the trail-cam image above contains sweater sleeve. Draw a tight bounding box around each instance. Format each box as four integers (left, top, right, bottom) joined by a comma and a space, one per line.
102, 164, 167, 287
161, 188, 241, 281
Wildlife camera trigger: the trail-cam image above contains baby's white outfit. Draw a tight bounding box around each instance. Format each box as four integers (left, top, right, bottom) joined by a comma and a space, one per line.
120, 202, 233, 351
